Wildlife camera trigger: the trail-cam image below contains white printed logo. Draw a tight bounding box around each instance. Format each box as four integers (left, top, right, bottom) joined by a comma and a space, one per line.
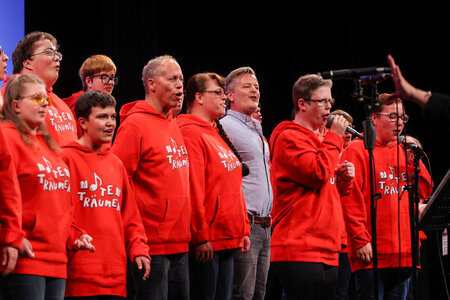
77, 172, 121, 211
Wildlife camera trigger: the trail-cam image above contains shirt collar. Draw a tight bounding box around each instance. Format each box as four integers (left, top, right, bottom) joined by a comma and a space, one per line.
226, 109, 253, 123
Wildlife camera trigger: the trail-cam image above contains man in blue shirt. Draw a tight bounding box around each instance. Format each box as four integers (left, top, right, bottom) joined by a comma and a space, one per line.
221, 67, 273, 300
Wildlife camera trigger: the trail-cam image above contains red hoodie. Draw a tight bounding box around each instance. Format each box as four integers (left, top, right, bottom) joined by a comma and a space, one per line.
176, 115, 250, 251
0, 124, 24, 268
112, 100, 191, 255
61, 141, 150, 297
269, 121, 351, 266
2, 121, 80, 278
1, 75, 78, 146
340, 139, 430, 271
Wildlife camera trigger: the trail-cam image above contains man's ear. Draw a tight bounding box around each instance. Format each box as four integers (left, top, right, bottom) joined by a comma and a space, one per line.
146, 78, 156, 93
298, 98, 307, 111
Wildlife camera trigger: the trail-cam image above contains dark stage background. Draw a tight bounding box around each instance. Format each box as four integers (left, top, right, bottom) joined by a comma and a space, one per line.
24, 1, 450, 299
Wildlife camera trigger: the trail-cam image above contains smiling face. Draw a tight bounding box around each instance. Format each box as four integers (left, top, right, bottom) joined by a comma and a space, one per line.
199, 79, 227, 120
227, 73, 260, 116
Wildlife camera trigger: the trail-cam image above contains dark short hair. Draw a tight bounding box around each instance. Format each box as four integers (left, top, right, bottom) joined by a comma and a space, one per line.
75, 90, 116, 120
12, 31, 58, 74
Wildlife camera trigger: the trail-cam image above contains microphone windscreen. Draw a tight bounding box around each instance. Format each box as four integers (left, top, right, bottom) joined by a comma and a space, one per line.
326, 114, 335, 128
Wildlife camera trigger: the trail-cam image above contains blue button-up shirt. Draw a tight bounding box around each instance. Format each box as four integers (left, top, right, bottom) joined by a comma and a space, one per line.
220, 110, 273, 217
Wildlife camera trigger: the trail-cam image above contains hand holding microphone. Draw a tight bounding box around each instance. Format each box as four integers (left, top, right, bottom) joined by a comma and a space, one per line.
326, 115, 364, 139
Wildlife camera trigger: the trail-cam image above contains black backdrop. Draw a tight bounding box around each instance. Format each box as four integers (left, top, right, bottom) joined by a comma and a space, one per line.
24, 0, 450, 299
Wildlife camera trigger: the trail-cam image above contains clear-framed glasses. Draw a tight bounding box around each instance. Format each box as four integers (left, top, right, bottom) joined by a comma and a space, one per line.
306, 98, 335, 106
202, 90, 226, 97
90, 74, 119, 85
377, 112, 409, 123
29, 48, 63, 61
20, 93, 51, 105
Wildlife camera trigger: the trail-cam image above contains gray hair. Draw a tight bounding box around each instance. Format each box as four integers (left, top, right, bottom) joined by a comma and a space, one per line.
142, 55, 177, 94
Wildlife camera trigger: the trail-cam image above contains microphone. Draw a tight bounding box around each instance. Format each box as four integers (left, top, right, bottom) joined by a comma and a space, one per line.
359, 73, 391, 85
320, 67, 391, 80
326, 115, 363, 139
398, 135, 425, 156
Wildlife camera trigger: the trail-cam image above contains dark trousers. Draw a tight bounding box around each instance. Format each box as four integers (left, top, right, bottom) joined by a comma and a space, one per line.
335, 253, 352, 300
190, 249, 235, 300
4, 274, 66, 300
353, 268, 411, 300
128, 253, 189, 300
272, 261, 338, 300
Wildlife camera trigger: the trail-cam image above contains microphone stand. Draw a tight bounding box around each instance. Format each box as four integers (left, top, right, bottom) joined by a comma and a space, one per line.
407, 146, 423, 300
353, 79, 381, 300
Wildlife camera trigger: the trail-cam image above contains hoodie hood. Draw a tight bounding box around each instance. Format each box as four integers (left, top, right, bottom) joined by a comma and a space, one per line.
62, 140, 110, 156
176, 114, 216, 131
269, 120, 304, 159
119, 100, 173, 123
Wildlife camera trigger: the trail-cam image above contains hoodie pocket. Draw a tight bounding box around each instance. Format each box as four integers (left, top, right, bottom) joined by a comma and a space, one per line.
149, 196, 191, 242
23, 212, 70, 262
209, 193, 246, 240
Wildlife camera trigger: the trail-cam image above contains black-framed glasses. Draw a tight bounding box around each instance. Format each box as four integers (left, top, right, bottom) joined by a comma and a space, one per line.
29, 48, 63, 61
20, 93, 51, 105
90, 74, 119, 85
377, 112, 409, 123
306, 98, 335, 106
201, 90, 226, 97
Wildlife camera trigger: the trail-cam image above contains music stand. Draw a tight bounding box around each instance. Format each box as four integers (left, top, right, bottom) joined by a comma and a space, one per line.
418, 168, 450, 231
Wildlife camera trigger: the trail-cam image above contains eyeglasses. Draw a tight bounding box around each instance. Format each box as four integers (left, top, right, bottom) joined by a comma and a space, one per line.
90, 74, 119, 85
202, 90, 226, 97
29, 48, 63, 61
20, 93, 51, 105
377, 112, 409, 123
306, 98, 335, 106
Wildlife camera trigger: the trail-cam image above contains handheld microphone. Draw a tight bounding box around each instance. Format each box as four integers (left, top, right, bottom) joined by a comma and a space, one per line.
326, 115, 363, 139
320, 67, 391, 80
398, 135, 425, 156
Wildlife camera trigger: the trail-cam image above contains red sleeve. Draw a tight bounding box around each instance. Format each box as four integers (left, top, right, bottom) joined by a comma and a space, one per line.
60, 149, 88, 251
276, 129, 343, 188
0, 125, 24, 249
340, 145, 371, 250
112, 121, 141, 182
120, 166, 150, 261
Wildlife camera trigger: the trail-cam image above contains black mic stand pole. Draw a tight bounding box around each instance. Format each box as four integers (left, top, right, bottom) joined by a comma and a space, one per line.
407, 147, 423, 300
353, 79, 380, 300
